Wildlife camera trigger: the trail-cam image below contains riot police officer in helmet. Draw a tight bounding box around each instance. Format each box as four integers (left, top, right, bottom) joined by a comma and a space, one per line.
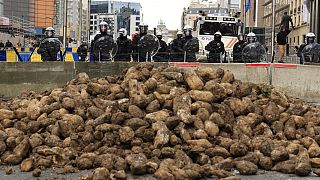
233, 34, 246, 62
242, 32, 267, 63
182, 25, 199, 61
205, 31, 225, 63
169, 30, 184, 61
154, 32, 168, 61
132, 23, 149, 61
91, 21, 114, 61
91, 21, 112, 50
37, 27, 62, 61
300, 32, 319, 63
115, 28, 132, 61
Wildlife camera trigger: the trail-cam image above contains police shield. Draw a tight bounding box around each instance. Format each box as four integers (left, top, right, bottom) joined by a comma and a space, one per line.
38, 38, 63, 61
183, 38, 202, 61
138, 34, 160, 61
301, 43, 320, 63
92, 36, 118, 61
242, 42, 267, 63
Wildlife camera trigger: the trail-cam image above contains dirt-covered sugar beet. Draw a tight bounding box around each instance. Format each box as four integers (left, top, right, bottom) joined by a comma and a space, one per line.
0, 63, 320, 178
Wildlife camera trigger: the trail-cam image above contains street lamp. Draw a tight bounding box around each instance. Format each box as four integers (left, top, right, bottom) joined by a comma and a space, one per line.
271, 0, 276, 64
63, 0, 68, 48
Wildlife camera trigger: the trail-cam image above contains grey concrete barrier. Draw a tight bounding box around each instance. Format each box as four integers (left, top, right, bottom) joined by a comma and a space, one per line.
0, 62, 319, 102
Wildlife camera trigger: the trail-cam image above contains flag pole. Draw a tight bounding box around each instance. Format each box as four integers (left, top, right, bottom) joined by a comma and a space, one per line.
243, 0, 246, 35
271, 0, 276, 63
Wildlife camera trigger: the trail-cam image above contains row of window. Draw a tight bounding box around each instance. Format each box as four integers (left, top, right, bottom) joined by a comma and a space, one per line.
90, 15, 140, 21
289, 34, 307, 45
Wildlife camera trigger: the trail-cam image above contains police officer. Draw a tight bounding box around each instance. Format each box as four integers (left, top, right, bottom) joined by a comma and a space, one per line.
300, 32, 317, 63
91, 21, 114, 61
37, 27, 61, 61
132, 23, 148, 61
154, 32, 168, 61
242, 32, 267, 63
115, 28, 132, 61
233, 34, 246, 62
205, 31, 225, 63
182, 25, 199, 61
170, 30, 184, 61
77, 42, 88, 61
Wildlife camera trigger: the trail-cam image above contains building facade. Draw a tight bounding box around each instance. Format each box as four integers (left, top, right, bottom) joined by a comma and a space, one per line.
0, 0, 3, 16
240, 0, 264, 27
3, 0, 56, 34
90, 0, 141, 40
262, 0, 309, 46
287, 0, 309, 46
53, 0, 89, 45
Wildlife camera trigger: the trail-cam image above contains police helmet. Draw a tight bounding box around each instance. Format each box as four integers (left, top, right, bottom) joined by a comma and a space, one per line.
99, 21, 108, 33
306, 32, 316, 44
139, 23, 148, 35
214, 31, 222, 41
183, 25, 193, 36
45, 27, 55, 37
247, 32, 257, 43
156, 31, 163, 39
119, 28, 127, 37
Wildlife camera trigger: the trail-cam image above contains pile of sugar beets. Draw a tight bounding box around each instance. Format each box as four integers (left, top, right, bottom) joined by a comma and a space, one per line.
0, 63, 320, 179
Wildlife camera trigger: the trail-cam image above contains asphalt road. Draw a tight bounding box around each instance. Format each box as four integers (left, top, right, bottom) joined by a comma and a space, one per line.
0, 167, 319, 180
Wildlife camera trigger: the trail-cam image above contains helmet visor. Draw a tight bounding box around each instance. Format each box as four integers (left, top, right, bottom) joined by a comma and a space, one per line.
46, 31, 54, 37
100, 25, 107, 33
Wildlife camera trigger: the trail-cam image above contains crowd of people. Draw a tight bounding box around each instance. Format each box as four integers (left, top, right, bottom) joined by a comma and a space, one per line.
0, 40, 14, 50
35, 21, 202, 62
2, 11, 319, 63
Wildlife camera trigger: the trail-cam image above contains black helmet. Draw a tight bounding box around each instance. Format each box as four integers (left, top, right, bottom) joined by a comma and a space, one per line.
214, 31, 222, 41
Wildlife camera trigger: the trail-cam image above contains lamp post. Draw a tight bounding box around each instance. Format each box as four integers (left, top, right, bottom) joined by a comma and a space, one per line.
271, 0, 276, 63
63, 0, 68, 48
88, 0, 91, 43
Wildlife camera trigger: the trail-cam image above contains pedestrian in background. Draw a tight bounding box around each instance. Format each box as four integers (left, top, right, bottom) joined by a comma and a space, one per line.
281, 12, 294, 31
5, 40, 13, 48
276, 25, 290, 63
0, 40, 4, 50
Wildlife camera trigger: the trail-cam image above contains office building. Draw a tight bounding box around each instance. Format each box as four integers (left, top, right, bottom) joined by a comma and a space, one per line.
90, 0, 141, 39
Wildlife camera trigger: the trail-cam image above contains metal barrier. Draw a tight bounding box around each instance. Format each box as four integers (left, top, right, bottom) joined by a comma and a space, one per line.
0, 48, 314, 65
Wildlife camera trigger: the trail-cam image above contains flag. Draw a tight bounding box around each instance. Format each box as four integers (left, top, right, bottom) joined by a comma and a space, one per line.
246, 0, 251, 12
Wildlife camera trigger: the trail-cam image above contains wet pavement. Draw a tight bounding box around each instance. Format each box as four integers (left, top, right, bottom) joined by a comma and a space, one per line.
0, 167, 319, 180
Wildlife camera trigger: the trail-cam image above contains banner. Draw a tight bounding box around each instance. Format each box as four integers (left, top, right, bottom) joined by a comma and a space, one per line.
303, 0, 309, 23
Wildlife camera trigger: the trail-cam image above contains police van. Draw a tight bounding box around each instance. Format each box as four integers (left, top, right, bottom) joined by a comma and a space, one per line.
194, 13, 240, 61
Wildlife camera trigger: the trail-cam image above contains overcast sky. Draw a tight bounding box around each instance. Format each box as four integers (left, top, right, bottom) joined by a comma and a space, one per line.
123, 0, 195, 30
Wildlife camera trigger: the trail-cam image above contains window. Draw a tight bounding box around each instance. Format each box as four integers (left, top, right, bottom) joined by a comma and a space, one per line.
136, 16, 140, 20
199, 22, 238, 36
297, 36, 299, 45
136, 22, 140, 26
294, 37, 295, 43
